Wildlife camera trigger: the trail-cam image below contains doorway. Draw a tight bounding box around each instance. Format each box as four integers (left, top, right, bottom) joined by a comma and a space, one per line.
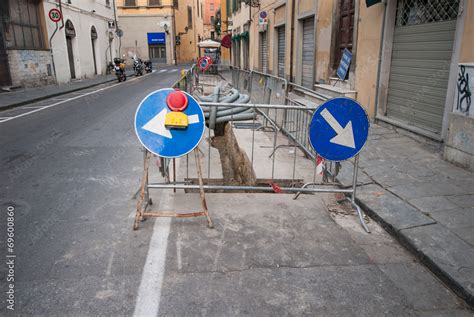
65, 20, 76, 79
148, 44, 167, 64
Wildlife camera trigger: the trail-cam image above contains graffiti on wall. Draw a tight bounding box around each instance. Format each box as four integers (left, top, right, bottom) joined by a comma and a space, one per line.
455, 64, 473, 116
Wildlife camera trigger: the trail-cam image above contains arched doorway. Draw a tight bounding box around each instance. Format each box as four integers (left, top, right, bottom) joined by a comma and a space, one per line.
91, 26, 98, 75
65, 20, 76, 79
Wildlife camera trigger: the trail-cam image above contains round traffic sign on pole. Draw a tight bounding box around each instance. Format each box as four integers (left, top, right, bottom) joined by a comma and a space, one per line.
197, 56, 212, 71
135, 88, 205, 158
48, 8, 62, 23
308, 97, 369, 161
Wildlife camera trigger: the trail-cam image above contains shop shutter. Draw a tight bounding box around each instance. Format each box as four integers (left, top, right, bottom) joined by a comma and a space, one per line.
260, 31, 268, 73
386, 0, 459, 134
277, 26, 285, 78
301, 17, 315, 88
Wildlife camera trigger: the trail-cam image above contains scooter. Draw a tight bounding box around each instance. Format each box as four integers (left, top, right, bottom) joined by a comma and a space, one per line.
113, 57, 126, 82
144, 60, 153, 73
133, 57, 144, 76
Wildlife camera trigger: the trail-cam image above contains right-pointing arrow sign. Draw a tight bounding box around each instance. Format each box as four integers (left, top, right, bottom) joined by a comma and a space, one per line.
321, 108, 356, 149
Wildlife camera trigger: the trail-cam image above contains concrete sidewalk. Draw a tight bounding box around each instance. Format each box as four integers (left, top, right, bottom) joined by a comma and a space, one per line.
138, 125, 471, 315
337, 123, 474, 307
0, 70, 134, 110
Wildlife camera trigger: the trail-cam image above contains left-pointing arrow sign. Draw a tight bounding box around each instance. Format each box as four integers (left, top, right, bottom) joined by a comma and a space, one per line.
142, 108, 172, 139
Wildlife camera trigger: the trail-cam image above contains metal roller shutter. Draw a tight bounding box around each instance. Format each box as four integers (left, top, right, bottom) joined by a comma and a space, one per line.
386, 1, 459, 134
301, 17, 315, 88
277, 26, 285, 78
260, 31, 268, 73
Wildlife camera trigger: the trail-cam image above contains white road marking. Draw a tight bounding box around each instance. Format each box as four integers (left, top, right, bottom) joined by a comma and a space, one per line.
159, 69, 167, 73
21, 105, 47, 109
169, 69, 178, 73
133, 190, 173, 317
0, 76, 143, 124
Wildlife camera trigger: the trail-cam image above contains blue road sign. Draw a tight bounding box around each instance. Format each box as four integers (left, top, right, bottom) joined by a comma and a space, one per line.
134, 88, 205, 158
309, 97, 369, 161
337, 48, 352, 80
147, 32, 166, 45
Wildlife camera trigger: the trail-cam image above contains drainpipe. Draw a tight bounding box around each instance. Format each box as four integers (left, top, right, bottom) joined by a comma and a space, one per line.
172, 5, 178, 65
374, 0, 388, 119
59, 0, 65, 30
112, 0, 117, 59
49, 22, 59, 83
289, 0, 296, 82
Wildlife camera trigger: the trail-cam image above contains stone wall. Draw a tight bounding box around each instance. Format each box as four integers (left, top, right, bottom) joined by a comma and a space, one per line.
7, 50, 55, 87
444, 113, 474, 171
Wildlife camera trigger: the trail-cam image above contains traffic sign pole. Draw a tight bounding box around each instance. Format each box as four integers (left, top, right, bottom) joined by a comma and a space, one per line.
133, 88, 213, 231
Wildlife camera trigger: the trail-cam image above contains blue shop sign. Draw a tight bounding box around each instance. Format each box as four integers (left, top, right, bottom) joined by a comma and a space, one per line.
147, 32, 166, 45
336, 48, 352, 80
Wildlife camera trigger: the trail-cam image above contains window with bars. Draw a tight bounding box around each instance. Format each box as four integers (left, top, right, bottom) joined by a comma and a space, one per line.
4, 0, 46, 50
148, 0, 161, 6
124, 0, 137, 6
395, 0, 460, 26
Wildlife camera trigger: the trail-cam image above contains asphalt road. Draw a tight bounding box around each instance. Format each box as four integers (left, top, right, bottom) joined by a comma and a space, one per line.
0, 66, 471, 316
0, 67, 182, 315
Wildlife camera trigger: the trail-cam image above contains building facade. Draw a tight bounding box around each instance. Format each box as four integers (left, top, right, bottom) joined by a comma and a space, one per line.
116, 0, 203, 64
44, 0, 119, 84
203, 0, 220, 39
117, 0, 175, 64
174, 0, 204, 63
226, 0, 474, 170
0, 0, 53, 87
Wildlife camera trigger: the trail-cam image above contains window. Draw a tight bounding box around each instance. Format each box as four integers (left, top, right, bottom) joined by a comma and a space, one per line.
173, 0, 179, 9
105, 0, 110, 6
210, 3, 214, 11
211, 31, 215, 39
124, 0, 136, 6
197, 0, 200, 17
148, 0, 161, 6
4, 0, 46, 49
211, 16, 215, 25
187, 6, 193, 28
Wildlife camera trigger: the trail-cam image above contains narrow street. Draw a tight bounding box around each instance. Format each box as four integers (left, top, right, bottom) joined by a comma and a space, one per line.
0, 68, 180, 315
0, 67, 471, 315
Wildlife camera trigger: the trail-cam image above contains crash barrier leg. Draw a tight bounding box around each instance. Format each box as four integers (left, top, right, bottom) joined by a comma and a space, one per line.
133, 148, 214, 231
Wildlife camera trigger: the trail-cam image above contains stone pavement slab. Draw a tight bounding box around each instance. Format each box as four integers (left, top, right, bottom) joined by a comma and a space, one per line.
154, 192, 469, 316
338, 123, 474, 307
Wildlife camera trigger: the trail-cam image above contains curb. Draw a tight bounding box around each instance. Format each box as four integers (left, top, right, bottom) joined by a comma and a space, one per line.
0, 73, 135, 112
355, 190, 474, 308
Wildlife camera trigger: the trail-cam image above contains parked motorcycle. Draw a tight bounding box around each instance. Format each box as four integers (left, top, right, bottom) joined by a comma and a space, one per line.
144, 60, 153, 73
113, 57, 126, 82
133, 57, 144, 76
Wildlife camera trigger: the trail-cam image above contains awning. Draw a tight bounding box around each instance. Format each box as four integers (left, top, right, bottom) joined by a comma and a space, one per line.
197, 40, 221, 48
221, 34, 232, 48
366, 0, 382, 7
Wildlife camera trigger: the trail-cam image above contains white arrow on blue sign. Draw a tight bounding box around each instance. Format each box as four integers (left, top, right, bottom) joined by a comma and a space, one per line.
309, 97, 369, 161
134, 88, 205, 158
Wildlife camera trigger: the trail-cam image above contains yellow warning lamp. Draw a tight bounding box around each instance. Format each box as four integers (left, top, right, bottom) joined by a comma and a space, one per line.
165, 90, 189, 129
165, 112, 188, 129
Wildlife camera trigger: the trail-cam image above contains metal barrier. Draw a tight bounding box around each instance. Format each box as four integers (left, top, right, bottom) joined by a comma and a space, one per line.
137, 65, 371, 233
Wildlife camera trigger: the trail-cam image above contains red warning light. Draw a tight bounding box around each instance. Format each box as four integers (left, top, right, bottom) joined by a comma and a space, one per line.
166, 90, 188, 112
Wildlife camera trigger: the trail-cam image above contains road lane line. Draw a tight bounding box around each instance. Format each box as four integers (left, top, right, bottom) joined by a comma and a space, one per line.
21, 106, 47, 109
0, 76, 145, 124
159, 69, 167, 73
133, 192, 173, 317
169, 69, 178, 73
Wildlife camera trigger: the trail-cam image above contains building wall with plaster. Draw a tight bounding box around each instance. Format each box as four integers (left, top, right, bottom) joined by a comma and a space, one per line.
43, 0, 119, 84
